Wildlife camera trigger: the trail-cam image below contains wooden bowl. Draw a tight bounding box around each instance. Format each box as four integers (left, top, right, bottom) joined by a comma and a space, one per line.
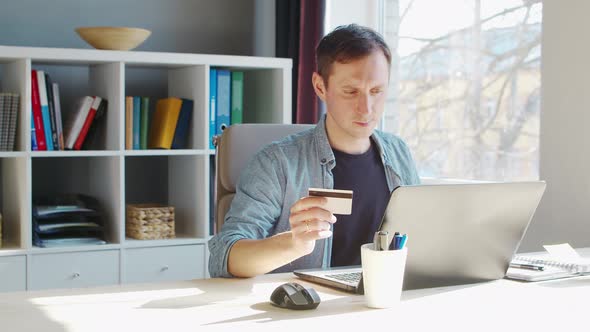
75, 27, 151, 51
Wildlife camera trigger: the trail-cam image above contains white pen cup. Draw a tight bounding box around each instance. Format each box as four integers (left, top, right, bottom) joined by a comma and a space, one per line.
360, 243, 407, 309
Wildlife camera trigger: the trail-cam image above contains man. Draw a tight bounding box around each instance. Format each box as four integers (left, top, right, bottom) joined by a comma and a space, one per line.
209, 24, 420, 278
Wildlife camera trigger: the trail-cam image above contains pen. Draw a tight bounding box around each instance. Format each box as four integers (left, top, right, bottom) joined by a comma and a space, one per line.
379, 231, 389, 251
509, 263, 545, 271
399, 234, 408, 249
393, 232, 402, 250
373, 231, 389, 251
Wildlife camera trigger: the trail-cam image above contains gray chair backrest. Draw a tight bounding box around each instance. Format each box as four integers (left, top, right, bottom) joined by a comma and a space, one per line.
214, 123, 314, 232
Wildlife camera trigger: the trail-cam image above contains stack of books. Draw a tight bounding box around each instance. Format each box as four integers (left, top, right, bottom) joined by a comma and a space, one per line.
0, 92, 19, 151
32, 194, 106, 248
126, 97, 193, 150
31, 69, 108, 151
62, 96, 108, 150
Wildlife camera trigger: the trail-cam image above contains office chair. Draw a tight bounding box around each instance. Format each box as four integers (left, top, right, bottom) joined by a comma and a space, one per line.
214, 124, 313, 232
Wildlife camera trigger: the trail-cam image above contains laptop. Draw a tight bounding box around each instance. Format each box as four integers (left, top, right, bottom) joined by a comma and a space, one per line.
294, 181, 546, 293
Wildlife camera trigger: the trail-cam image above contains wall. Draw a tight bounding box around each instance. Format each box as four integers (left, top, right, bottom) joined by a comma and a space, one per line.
519, 1, 590, 252
0, 0, 254, 55
253, 0, 275, 57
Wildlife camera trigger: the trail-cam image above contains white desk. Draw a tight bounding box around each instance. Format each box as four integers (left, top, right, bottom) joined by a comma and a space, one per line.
0, 269, 588, 332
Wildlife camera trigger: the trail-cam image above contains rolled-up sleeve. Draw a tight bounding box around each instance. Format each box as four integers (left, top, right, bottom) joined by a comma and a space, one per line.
208, 147, 285, 278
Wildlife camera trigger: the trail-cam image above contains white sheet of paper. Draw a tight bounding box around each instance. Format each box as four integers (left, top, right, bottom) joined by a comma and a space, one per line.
543, 243, 581, 262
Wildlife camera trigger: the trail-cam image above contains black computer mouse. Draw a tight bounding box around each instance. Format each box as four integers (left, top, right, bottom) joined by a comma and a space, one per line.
270, 282, 321, 310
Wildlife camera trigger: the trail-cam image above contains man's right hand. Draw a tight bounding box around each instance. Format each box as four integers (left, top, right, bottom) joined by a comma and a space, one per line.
289, 196, 337, 255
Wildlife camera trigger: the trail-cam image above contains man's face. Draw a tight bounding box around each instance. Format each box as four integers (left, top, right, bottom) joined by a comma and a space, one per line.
313, 50, 390, 143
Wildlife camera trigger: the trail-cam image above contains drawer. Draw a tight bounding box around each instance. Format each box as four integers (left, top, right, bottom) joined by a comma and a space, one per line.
30, 250, 119, 290
0, 255, 26, 292
124, 245, 204, 283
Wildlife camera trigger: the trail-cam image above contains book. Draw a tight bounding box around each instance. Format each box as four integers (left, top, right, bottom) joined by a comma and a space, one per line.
52, 83, 64, 150
216, 69, 231, 135
140, 97, 149, 149
73, 96, 103, 150
7, 93, 19, 151
506, 243, 590, 282
36, 70, 54, 151
2, 92, 16, 151
209, 68, 217, 149
148, 97, 183, 149
125, 96, 133, 150
81, 99, 108, 150
31, 70, 47, 150
31, 115, 37, 151
63, 96, 94, 150
2, 93, 11, 150
171, 98, 193, 149
44, 72, 59, 149
132, 96, 141, 149
0, 94, 7, 150
231, 71, 244, 125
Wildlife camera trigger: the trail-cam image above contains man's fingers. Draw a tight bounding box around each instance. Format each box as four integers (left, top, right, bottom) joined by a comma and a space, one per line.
292, 220, 332, 234
289, 207, 336, 226
290, 196, 327, 214
298, 229, 333, 241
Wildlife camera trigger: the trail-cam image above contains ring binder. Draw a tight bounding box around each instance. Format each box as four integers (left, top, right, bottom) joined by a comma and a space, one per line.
512, 255, 590, 274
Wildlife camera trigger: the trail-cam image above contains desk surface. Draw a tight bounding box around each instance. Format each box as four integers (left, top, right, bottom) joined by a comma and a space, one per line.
0, 269, 589, 332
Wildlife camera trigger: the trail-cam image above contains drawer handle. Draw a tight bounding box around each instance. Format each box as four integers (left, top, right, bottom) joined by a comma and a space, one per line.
161, 265, 169, 272
72, 272, 81, 279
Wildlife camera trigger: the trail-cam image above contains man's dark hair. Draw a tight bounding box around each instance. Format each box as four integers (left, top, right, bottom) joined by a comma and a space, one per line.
316, 24, 392, 85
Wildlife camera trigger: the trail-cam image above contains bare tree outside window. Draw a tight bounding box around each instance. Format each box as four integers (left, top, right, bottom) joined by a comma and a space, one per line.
382, 0, 542, 181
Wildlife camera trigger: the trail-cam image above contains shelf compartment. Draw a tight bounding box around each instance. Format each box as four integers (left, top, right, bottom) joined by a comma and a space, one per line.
31, 156, 122, 246
31, 61, 123, 151
124, 64, 206, 150
212, 66, 290, 125
125, 154, 208, 239
1, 157, 28, 249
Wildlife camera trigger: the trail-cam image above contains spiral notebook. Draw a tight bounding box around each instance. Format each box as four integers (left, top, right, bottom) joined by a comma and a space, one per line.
506, 243, 590, 282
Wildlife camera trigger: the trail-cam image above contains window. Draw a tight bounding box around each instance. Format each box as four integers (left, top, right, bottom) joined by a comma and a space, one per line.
381, 0, 542, 181
326, 1, 542, 181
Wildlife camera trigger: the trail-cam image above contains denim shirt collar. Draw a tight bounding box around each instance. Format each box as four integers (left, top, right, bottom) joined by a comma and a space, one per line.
312, 114, 391, 170
313, 115, 336, 169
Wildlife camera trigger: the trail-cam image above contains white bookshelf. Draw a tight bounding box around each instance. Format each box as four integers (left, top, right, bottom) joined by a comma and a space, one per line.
0, 45, 292, 291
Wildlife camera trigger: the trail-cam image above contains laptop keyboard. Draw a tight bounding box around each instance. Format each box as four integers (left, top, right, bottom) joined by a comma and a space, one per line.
326, 272, 362, 283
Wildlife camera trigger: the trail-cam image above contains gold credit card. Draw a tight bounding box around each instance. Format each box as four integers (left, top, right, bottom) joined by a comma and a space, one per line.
308, 188, 353, 215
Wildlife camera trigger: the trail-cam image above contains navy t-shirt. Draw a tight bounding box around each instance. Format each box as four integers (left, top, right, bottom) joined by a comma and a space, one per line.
330, 139, 394, 267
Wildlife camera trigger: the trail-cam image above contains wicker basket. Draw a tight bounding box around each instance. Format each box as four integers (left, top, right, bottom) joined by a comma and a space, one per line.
126, 204, 175, 240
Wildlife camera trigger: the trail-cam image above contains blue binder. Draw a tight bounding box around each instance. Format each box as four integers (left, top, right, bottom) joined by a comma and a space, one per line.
209, 68, 217, 150
216, 69, 231, 136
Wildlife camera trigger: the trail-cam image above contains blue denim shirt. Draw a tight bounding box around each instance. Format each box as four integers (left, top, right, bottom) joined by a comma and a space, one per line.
208, 115, 420, 277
